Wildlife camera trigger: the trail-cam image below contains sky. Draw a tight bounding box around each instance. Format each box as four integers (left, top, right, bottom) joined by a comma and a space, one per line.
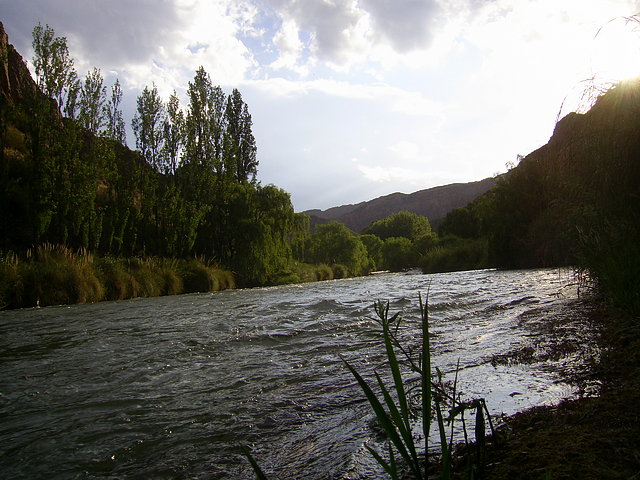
2, 0, 640, 212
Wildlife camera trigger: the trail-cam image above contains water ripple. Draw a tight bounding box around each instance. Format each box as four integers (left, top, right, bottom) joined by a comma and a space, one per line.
0, 268, 596, 479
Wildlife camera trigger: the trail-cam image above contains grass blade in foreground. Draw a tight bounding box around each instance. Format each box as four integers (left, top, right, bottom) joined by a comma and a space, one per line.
240, 445, 269, 480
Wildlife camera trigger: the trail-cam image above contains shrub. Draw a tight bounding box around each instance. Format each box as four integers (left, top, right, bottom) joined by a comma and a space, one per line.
314, 263, 334, 281
331, 263, 349, 279
180, 260, 218, 293
420, 237, 488, 274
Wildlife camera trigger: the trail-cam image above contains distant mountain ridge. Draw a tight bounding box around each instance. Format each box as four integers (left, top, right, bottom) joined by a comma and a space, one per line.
304, 177, 498, 233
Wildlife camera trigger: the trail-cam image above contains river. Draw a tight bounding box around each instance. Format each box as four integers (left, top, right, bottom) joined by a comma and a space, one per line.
0, 268, 600, 479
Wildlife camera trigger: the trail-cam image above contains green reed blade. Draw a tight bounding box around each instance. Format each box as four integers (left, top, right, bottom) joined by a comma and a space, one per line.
365, 445, 400, 480
435, 397, 452, 480
374, 371, 421, 475
343, 358, 420, 478
420, 291, 432, 475
240, 445, 269, 480
381, 309, 411, 431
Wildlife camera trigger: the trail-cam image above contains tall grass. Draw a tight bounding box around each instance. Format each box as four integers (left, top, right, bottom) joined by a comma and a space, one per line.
0, 244, 235, 309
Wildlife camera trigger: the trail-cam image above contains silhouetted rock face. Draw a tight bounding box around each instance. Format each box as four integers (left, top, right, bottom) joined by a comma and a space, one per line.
0, 22, 37, 105
305, 177, 497, 232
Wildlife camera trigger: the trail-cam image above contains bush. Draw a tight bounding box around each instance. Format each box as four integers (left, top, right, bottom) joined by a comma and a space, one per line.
180, 260, 218, 293
20, 245, 104, 307
0, 253, 22, 309
313, 264, 333, 281
420, 237, 488, 273
331, 263, 349, 279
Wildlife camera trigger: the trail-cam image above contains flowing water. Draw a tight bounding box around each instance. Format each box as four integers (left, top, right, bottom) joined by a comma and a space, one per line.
0, 268, 600, 479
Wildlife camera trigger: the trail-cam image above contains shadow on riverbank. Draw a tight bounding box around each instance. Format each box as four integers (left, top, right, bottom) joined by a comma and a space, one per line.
473, 302, 640, 479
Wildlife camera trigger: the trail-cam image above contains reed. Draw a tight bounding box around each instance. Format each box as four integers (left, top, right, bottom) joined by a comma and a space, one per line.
244, 294, 493, 479
344, 295, 495, 479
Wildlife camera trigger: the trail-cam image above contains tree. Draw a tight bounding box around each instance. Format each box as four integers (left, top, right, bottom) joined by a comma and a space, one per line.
224, 88, 258, 183
162, 91, 184, 174
381, 237, 417, 271
183, 66, 226, 172
363, 211, 432, 240
31, 23, 76, 111
132, 84, 165, 170
305, 221, 369, 276
439, 206, 480, 239
104, 79, 126, 144
360, 233, 384, 270
78, 68, 106, 135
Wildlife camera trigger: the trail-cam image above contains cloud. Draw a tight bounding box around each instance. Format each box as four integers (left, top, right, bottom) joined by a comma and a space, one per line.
360, 0, 441, 51
261, 0, 447, 72
1, 0, 180, 66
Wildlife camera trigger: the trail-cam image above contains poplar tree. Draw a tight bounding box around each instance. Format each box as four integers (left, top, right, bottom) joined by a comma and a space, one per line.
184, 66, 226, 172
132, 84, 165, 170
104, 79, 126, 145
162, 91, 184, 174
78, 67, 106, 135
31, 23, 76, 111
223, 89, 257, 183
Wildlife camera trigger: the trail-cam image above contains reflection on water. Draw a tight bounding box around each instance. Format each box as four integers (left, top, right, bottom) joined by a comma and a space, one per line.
0, 268, 599, 479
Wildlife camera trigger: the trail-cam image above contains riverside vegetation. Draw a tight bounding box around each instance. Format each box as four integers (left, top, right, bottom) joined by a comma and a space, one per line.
3, 22, 639, 316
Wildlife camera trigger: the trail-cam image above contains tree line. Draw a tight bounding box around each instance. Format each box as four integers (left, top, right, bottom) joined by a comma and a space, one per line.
1, 23, 302, 286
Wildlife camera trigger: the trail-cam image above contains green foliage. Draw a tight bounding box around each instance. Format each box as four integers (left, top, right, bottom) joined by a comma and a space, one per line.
343, 297, 493, 479
304, 221, 369, 276
78, 67, 106, 135
381, 237, 417, 272
20, 244, 103, 307
331, 263, 349, 279
314, 263, 334, 281
360, 233, 383, 270
363, 211, 432, 241
438, 206, 480, 239
0, 247, 234, 309
31, 23, 76, 111
180, 259, 219, 293
420, 237, 488, 274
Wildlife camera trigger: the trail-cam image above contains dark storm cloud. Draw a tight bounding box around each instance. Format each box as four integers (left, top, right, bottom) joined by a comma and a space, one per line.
360, 0, 442, 51
0, 0, 180, 67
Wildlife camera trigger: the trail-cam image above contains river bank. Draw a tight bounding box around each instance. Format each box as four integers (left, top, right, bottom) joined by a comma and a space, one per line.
473, 300, 640, 479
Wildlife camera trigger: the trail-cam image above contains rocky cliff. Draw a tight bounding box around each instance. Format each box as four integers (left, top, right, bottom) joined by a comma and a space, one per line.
0, 22, 37, 105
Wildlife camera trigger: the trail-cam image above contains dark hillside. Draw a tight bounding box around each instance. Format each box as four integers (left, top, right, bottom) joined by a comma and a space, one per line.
487, 78, 640, 311
306, 177, 497, 232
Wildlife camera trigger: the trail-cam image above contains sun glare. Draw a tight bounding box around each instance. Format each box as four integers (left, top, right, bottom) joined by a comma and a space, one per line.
591, 15, 640, 82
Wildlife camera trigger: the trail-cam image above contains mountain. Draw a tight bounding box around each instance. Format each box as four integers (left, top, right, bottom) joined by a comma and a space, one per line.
304, 177, 498, 233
